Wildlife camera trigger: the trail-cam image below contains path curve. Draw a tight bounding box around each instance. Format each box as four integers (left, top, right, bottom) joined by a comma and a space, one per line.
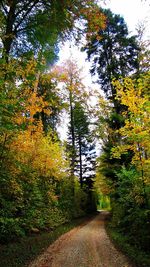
29, 211, 133, 267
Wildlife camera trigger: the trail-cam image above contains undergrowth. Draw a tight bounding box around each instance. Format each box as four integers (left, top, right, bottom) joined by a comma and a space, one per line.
106, 222, 150, 267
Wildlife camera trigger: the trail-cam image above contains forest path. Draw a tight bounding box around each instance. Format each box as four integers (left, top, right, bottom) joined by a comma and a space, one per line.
29, 211, 133, 267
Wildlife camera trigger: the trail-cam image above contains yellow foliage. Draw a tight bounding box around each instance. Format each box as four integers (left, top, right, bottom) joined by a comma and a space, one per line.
15, 91, 51, 125
112, 73, 150, 183
11, 120, 68, 181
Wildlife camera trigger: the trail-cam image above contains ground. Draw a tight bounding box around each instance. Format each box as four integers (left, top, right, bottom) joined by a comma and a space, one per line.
29, 211, 133, 267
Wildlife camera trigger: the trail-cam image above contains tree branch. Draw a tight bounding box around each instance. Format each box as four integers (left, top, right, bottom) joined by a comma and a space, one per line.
15, 0, 38, 18
14, 0, 39, 33
1, 1, 8, 15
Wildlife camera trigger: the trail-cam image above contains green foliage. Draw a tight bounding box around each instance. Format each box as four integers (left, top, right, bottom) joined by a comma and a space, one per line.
0, 218, 25, 242
110, 167, 150, 252
97, 194, 111, 211
1, 0, 105, 60
107, 224, 150, 267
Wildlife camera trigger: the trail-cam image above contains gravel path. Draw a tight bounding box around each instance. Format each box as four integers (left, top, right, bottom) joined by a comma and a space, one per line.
29, 211, 133, 267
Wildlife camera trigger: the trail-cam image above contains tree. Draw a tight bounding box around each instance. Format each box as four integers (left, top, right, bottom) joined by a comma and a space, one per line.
84, 9, 140, 187
51, 60, 97, 210
34, 72, 66, 133
67, 101, 97, 212
51, 60, 89, 174
84, 8, 139, 102
0, 1, 107, 242
0, 62, 70, 240
112, 73, 150, 196
54, 60, 96, 182
108, 73, 150, 253
72, 102, 96, 187
136, 21, 150, 74
0, 0, 106, 60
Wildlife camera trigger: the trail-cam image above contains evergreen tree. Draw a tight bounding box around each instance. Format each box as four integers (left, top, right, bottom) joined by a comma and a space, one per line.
67, 102, 96, 211
68, 102, 96, 187
84, 8, 139, 103
84, 8, 140, 171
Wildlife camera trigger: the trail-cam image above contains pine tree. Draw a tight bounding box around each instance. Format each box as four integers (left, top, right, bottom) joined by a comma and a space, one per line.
85, 8, 139, 102
68, 102, 96, 189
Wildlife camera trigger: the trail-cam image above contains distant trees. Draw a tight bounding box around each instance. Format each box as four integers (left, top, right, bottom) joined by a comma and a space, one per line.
136, 22, 150, 73
68, 102, 96, 188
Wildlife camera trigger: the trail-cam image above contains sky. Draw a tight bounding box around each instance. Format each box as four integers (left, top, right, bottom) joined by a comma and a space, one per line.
104, 0, 150, 36
57, 0, 150, 140
58, 0, 150, 82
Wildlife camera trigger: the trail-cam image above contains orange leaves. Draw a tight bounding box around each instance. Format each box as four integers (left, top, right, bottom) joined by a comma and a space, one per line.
15, 90, 51, 126
50, 66, 69, 83
81, 5, 106, 40
51, 60, 85, 96
26, 92, 50, 119
60, 0, 106, 42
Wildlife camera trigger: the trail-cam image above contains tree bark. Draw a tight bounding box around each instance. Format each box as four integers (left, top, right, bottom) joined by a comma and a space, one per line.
79, 136, 83, 188
2, 1, 17, 57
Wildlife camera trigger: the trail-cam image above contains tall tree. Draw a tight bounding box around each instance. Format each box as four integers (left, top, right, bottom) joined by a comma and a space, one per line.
52, 60, 97, 194
71, 102, 96, 188
136, 21, 150, 74
52, 60, 88, 176
84, 8, 140, 181
84, 8, 139, 103
67, 101, 97, 212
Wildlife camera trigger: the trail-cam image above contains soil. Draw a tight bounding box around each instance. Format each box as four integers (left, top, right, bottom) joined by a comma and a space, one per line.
29, 211, 133, 267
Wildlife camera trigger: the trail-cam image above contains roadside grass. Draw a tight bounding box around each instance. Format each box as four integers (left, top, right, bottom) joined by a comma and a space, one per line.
0, 214, 95, 267
106, 223, 150, 267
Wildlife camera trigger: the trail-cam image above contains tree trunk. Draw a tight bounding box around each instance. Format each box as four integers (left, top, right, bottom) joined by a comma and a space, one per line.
69, 90, 75, 176
79, 136, 83, 188
2, 1, 17, 58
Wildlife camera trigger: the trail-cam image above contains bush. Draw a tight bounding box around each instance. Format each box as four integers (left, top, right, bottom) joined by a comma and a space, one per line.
0, 217, 25, 242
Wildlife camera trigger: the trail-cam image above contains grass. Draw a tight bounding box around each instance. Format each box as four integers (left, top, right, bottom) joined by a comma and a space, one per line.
106, 223, 150, 267
0, 214, 95, 267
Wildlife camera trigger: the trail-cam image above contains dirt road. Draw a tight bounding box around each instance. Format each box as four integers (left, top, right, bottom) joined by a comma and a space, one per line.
29, 211, 133, 267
